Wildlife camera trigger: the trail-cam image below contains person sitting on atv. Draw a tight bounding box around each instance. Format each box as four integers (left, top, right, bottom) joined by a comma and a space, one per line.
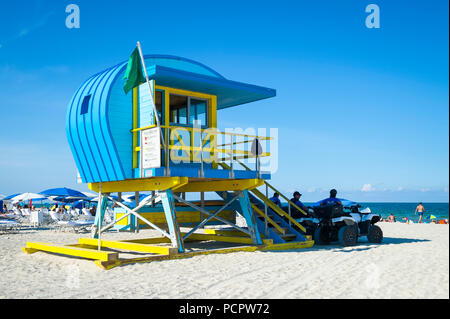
319, 189, 343, 206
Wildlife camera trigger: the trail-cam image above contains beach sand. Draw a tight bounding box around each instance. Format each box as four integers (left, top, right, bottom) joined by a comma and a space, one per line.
0, 222, 448, 299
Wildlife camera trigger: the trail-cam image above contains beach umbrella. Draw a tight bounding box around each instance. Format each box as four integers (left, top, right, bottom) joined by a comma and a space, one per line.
49, 196, 80, 203
82, 192, 98, 198
10, 193, 48, 202
72, 200, 85, 209
89, 194, 118, 202
39, 187, 87, 198
309, 198, 357, 207
3, 193, 21, 200
39, 188, 88, 208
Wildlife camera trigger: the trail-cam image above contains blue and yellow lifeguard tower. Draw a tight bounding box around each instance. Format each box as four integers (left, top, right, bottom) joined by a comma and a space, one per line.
23, 53, 313, 269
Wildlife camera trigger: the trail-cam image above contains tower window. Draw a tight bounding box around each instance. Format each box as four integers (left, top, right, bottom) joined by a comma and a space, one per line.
80, 94, 91, 115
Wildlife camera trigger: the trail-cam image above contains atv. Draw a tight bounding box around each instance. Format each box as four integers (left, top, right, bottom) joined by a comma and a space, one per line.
295, 200, 383, 246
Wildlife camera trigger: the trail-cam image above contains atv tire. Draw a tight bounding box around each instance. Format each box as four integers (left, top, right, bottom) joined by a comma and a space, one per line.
367, 225, 383, 243
313, 226, 330, 245
338, 225, 358, 246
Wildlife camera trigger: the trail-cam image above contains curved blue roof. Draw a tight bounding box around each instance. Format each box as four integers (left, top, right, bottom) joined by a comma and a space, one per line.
141, 54, 226, 79
67, 55, 276, 183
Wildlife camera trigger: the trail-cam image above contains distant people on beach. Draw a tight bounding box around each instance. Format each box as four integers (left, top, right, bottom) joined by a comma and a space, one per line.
415, 203, 426, 223
269, 192, 281, 207
387, 213, 396, 223
402, 217, 414, 224
90, 206, 97, 216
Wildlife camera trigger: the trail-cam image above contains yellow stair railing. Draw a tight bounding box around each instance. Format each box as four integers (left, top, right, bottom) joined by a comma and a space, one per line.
218, 162, 307, 234
250, 203, 286, 234
232, 160, 308, 217
250, 189, 307, 233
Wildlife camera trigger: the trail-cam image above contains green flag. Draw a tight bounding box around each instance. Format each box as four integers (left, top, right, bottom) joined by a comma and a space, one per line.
123, 47, 146, 94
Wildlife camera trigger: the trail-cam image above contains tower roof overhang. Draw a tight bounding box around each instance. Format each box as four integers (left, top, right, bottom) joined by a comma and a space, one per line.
146, 64, 276, 109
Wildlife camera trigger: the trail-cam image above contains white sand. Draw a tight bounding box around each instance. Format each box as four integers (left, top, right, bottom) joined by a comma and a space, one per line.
0, 222, 448, 299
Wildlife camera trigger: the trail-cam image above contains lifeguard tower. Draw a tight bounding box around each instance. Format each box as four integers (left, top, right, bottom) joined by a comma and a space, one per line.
23, 54, 313, 269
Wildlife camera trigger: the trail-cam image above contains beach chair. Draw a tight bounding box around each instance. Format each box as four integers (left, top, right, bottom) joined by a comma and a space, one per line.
80, 208, 95, 221
1, 211, 18, 220
61, 212, 72, 221
40, 209, 52, 225
49, 211, 93, 233
22, 208, 31, 216
14, 208, 31, 223
30, 210, 44, 228
13, 207, 23, 217
0, 219, 22, 234
66, 220, 95, 233
69, 210, 78, 220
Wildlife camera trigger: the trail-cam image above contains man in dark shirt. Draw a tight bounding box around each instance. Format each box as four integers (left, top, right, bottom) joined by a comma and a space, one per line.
290, 191, 306, 218
269, 192, 281, 207
320, 189, 342, 206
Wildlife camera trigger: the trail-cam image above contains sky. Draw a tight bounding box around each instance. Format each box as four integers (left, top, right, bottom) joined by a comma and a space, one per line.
0, 0, 448, 202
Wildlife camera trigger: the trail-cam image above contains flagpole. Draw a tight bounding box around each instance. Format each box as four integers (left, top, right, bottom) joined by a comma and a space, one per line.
136, 42, 167, 166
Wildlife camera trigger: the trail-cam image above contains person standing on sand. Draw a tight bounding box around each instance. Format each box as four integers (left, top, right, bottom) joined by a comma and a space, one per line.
415, 202, 426, 223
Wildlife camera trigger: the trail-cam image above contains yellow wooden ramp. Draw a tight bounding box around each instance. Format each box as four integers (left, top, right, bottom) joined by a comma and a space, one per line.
22, 242, 119, 262
78, 238, 178, 255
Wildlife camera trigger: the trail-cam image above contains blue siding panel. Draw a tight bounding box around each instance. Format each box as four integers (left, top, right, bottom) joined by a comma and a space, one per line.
69, 77, 96, 182
91, 67, 119, 181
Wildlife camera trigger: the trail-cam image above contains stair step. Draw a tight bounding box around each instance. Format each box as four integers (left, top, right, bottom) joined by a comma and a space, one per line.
267, 222, 283, 229
273, 227, 289, 235
281, 233, 298, 241
256, 214, 275, 220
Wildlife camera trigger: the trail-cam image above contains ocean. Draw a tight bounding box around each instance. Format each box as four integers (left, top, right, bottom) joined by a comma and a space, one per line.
13, 201, 450, 223
358, 202, 449, 222
303, 202, 449, 223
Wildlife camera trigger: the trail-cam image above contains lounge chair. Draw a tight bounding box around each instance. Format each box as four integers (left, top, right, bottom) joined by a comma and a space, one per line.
69, 209, 79, 219
22, 208, 31, 216
30, 211, 44, 227
0, 219, 22, 234
80, 208, 95, 221
13, 207, 23, 217
49, 211, 94, 233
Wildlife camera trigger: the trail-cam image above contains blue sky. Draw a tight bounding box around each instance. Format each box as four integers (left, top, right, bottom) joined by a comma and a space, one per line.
0, 0, 448, 202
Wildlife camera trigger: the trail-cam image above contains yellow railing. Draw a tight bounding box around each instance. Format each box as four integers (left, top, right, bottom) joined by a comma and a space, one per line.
132, 125, 273, 167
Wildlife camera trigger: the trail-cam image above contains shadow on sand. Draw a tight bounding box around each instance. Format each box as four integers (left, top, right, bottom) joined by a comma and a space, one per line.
265, 237, 431, 254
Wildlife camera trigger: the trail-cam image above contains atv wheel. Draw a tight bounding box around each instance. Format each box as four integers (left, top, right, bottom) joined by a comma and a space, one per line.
338, 225, 358, 246
367, 225, 383, 243
313, 226, 330, 245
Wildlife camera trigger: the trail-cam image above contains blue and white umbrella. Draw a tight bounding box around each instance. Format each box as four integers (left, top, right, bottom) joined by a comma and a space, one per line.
39, 187, 87, 198
3, 193, 21, 200
10, 193, 48, 203
309, 198, 357, 207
